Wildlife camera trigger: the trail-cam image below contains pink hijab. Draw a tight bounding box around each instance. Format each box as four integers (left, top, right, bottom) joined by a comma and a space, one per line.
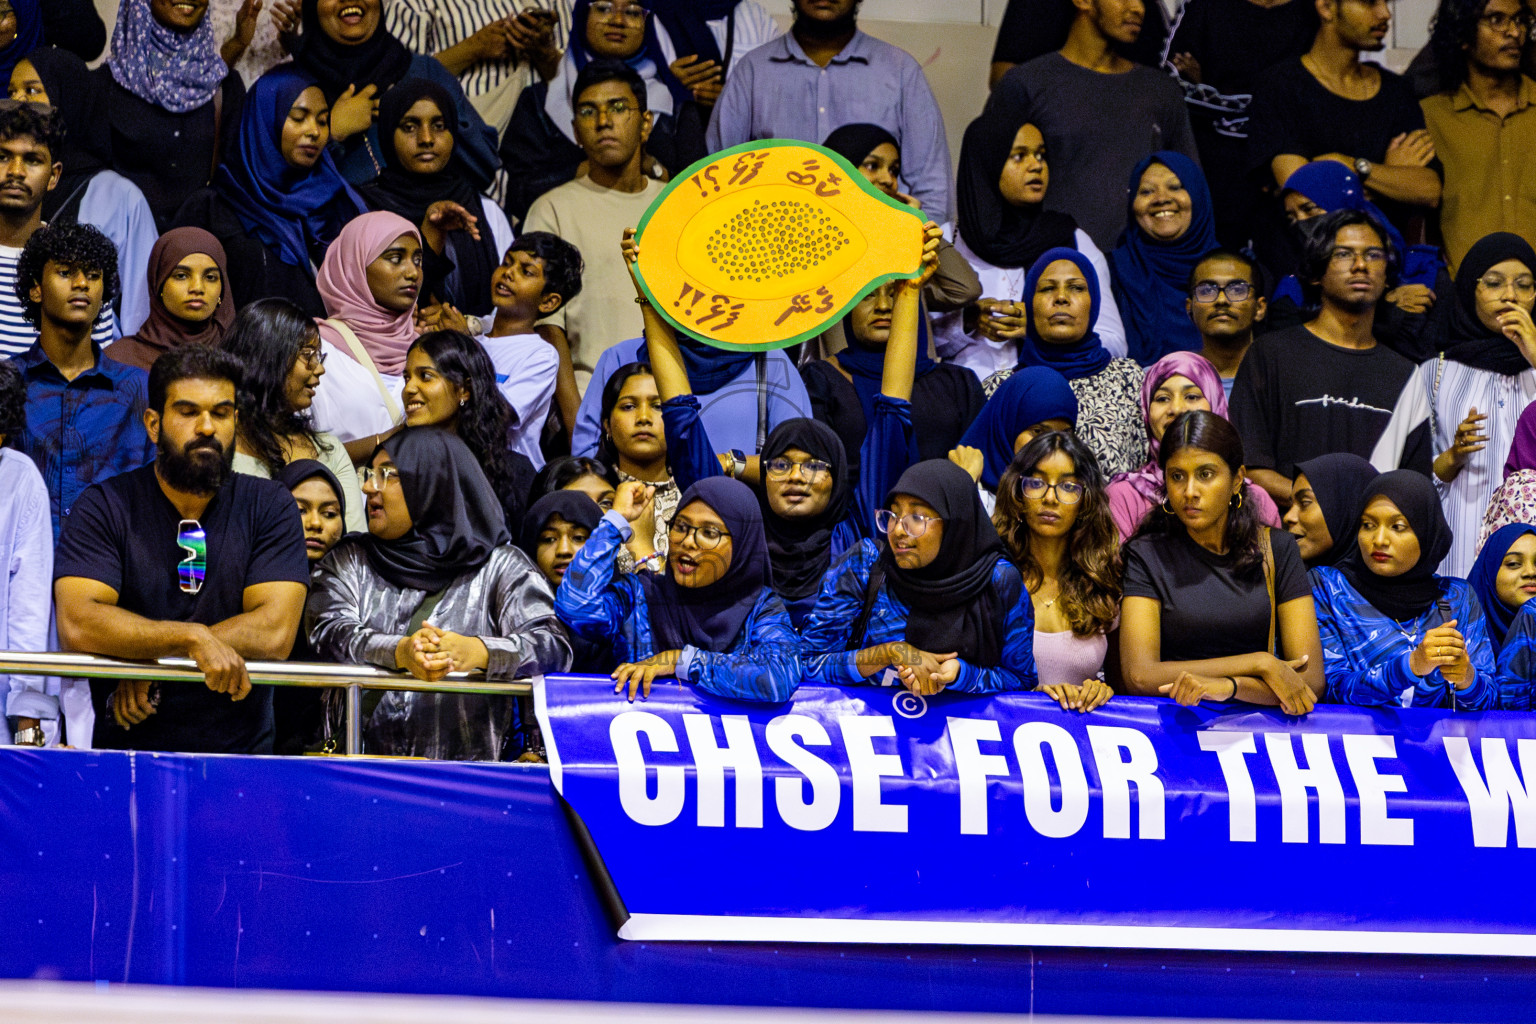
315, 211, 420, 375
1114, 351, 1228, 504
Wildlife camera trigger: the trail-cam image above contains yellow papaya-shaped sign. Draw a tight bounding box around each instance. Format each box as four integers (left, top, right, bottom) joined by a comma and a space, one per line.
634, 140, 926, 351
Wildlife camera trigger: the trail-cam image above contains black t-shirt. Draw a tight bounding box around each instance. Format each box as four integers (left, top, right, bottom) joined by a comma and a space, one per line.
1228, 323, 1417, 479
1245, 58, 1434, 228
172, 188, 329, 320
1169, 0, 1319, 126
1123, 526, 1311, 661
54, 465, 309, 754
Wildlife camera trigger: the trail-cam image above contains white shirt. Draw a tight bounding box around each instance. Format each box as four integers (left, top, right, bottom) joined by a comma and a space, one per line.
933, 229, 1128, 382
309, 339, 407, 444
1371, 357, 1536, 576
478, 331, 560, 469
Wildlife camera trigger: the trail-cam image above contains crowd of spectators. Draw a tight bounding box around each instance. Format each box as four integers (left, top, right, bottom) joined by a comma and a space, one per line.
4, 0, 1536, 759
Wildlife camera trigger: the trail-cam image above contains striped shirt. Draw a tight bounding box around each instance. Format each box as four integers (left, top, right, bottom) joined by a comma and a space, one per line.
385, 0, 576, 100
0, 244, 117, 360
1370, 357, 1536, 577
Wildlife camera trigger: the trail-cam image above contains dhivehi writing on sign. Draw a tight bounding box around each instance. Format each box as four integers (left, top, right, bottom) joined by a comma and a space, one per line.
536, 675, 1536, 954
633, 140, 926, 351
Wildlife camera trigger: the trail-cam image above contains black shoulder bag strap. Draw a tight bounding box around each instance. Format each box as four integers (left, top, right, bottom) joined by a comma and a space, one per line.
755, 351, 768, 452
848, 560, 888, 651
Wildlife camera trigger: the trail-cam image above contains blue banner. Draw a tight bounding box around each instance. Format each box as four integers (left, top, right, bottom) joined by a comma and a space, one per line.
536, 676, 1536, 954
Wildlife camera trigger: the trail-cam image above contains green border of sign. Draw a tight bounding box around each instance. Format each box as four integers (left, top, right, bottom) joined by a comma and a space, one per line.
633, 139, 927, 353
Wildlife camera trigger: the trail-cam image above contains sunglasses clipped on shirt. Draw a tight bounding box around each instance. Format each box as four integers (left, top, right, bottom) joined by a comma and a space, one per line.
178, 519, 207, 595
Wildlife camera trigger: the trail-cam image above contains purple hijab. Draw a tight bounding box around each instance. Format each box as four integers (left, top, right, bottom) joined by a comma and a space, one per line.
1112, 351, 1227, 504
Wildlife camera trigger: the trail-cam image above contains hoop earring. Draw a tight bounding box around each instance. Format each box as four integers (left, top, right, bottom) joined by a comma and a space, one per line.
1231, 490, 1244, 510
1161, 499, 1175, 515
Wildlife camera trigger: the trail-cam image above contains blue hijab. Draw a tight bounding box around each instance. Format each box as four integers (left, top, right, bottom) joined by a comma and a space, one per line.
1016, 247, 1112, 380
835, 288, 935, 427
1469, 523, 1536, 649
640, 476, 772, 653
1109, 151, 1218, 366
958, 366, 1078, 490
569, 0, 691, 109
0, 1, 44, 85
214, 65, 364, 270
1282, 162, 1409, 260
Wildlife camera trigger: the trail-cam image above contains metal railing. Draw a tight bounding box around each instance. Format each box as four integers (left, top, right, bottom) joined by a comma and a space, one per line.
0, 651, 533, 755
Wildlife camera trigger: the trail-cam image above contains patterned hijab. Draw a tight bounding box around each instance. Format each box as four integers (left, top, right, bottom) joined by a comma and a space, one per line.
315, 211, 421, 375
107, 0, 227, 114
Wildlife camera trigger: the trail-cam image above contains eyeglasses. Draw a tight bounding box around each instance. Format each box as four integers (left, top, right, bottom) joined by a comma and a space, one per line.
669, 520, 729, 549
875, 509, 942, 538
296, 346, 326, 370
591, 1, 648, 21
1018, 477, 1085, 504
1477, 273, 1536, 295
359, 465, 401, 488
1191, 280, 1253, 303
178, 519, 206, 595
1480, 10, 1534, 32
574, 98, 637, 121
1329, 247, 1389, 265
765, 456, 832, 480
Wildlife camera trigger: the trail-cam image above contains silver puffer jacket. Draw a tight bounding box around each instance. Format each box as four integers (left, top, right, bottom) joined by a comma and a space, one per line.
306, 540, 572, 761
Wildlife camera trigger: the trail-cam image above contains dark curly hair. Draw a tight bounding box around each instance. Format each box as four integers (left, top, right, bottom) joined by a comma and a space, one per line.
531, 454, 617, 499
219, 298, 322, 475
993, 431, 1122, 638
1298, 208, 1398, 293
0, 103, 63, 161
15, 221, 119, 327
1428, 0, 1531, 92
0, 359, 25, 447
1133, 410, 1265, 577
408, 329, 529, 524
507, 230, 584, 310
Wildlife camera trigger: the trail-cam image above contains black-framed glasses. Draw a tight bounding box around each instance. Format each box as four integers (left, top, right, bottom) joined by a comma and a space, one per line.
1018, 477, 1084, 504
1191, 280, 1253, 303
178, 519, 207, 595
875, 510, 942, 538
765, 456, 832, 480
669, 520, 729, 549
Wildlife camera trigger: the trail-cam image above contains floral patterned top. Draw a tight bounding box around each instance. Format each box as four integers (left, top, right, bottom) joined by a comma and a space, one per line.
983, 358, 1147, 478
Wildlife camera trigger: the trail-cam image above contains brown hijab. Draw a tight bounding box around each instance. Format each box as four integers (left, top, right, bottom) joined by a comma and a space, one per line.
106, 228, 235, 369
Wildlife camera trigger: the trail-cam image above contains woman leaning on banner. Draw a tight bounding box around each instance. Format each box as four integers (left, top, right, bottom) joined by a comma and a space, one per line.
1119, 410, 1325, 714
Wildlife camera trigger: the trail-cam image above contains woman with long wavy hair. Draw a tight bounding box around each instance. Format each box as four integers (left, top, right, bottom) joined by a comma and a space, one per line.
223, 297, 367, 534
401, 330, 537, 530
1119, 410, 1325, 714
993, 431, 1119, 710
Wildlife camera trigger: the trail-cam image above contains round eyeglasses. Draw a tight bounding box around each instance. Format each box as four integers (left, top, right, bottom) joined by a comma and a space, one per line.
1018, 477, 1084, 504
875, 509, 942, 538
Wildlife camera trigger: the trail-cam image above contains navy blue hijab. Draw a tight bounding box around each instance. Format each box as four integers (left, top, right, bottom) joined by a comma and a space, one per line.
214, 65, 363, 269
641, 476, 772, 653
1469, 523, 1536, 648
1016, 247, 1112, 380
958, 365, 1078, 491
1109, 151, 1218, 366
836, 286, 936, 426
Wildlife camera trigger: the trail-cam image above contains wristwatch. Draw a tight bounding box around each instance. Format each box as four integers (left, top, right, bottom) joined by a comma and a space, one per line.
12, 725, 44, 747
728, 449, 747, 479
1354, 157, 1374, 181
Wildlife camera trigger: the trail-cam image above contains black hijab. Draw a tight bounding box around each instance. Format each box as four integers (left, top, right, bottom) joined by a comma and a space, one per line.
26, 46, 111, 221
640, 476, 772, 654
363, 428, 510, 592
294, 0, 413, 104
1336, 470, 1453, 621
879, 460, 1010, 667
823, 122, 898, 174
1293, 453, 1379, 568
757, 418, 852, 602
1436, 232, 1536, 376
955, 113, 1078, 270
518, 490, 603, 562
275, 458, 349, 529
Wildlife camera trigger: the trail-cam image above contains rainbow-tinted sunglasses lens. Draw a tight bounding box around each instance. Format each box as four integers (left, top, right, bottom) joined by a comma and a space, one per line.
178, 519, 206, 595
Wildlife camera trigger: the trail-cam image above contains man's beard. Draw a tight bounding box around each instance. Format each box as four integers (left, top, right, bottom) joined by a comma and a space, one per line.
158, 434, 234, 495
793, 3, 857, 40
